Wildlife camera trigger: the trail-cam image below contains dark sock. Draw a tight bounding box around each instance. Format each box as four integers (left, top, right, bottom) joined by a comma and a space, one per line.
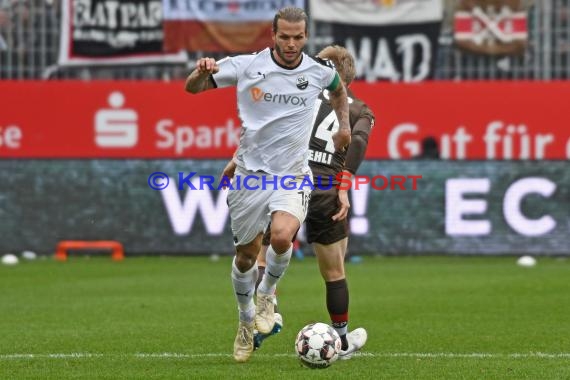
340, 334, 349, 351
326, 279, 349, 350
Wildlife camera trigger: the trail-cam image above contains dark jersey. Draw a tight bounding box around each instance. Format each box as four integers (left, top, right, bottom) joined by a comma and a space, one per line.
307, 89, 375, 183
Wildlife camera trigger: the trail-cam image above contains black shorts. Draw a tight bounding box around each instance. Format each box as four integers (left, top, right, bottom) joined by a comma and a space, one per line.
305, 187, 348, 245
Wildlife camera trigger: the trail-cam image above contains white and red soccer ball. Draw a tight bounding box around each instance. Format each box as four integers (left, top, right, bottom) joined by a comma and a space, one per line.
295, 322, 342, 369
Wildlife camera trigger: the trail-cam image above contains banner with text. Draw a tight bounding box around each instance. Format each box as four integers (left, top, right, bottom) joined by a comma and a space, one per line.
311, 0, 443, 82
59, 0, 186, 66
1, 160, 568, 256
332, 21, 441, 82
310, 0, 443, 25
1, 81, 569, 159
162, 0, 304, 53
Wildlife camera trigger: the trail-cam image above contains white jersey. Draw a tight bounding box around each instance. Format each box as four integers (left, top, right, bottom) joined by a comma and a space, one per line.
212, 48, 338, 176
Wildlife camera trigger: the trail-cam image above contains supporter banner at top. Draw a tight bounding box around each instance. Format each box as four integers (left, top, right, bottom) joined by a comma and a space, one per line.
162, 0, 304, 53
0, 81, 569, 159
58, 0, 186, 66
310, 0, 443, 25
334, 21, 441, 82
310, 0, 444, 82
163, 0, 303, 21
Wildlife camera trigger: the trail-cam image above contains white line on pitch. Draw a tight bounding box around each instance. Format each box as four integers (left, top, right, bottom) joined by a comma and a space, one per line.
1, 352, 570, 360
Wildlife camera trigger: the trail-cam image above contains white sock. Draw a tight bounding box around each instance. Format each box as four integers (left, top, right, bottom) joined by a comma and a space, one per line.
334, 325, 348, 339
231, 257, 257, 322
258, 244, 292, 295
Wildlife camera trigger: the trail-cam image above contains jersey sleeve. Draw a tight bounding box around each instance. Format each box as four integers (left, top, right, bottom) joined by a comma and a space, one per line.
326, 71, 341, 91
314, 56, 340, 91
344, 101, 375, 175
359, 103, 375, 128
212, 56, 239, 88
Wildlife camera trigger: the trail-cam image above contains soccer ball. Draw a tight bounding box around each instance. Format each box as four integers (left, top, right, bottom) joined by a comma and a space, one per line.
295, 322, 341, 369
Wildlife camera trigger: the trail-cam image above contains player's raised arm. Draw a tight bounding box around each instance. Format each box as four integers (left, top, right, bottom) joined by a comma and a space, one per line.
185, 57, 219, 94
328, 80, 351, 152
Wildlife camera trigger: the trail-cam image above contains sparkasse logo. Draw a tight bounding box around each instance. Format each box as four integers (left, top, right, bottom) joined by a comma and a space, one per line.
249, 87, 308, 106
95, 91, 138, 148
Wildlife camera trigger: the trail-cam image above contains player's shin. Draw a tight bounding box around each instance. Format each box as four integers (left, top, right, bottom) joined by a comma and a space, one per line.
231, 257, 257, 322
255, 245, 291, 333
326, 279, 350, 350
257, 244, 292, 295
255, 266, 265, 292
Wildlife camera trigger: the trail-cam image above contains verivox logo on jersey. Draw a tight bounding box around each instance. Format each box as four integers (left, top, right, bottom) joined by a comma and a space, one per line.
249, 87, 308, 106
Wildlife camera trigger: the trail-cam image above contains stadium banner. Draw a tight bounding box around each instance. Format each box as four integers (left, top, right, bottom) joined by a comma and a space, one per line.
58, 0, 186, 66
310, 0, 443, 82
0, 160, 568, 256
454, 0, 528, 56
162, 0, 305, 53
1, 81, 570, 160
331, 21, 441, 82
310, 0, 443, 25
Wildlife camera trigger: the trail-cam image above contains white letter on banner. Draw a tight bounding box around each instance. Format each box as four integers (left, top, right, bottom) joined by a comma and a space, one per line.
396, 34, 431, 82
374, 38, 400, 82
161, 178, 228, 235
445, 178, 491, 236
503, 177, 556, 236
388, 123, 419, 158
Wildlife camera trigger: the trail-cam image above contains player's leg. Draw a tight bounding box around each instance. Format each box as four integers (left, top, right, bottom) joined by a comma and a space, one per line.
307, 187, 367, 359
313, 239, 367, 359
232, 236, 262, 362
313, 239, 349, 344
256, 181, 309, 333
227, 170, 271, 362
255, 210, 299, 333
253, 227, 283, 350
255, 229, 270, 290
256, 229, 281, 314
256, 222, 290, 314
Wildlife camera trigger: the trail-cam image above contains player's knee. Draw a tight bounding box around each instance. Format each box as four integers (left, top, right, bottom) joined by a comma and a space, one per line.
234, 254, 256, 272
269, 234, 292, 254
322, 269, 345, 282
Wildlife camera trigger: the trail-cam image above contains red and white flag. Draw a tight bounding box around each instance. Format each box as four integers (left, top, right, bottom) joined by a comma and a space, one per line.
454, 1, 528, 55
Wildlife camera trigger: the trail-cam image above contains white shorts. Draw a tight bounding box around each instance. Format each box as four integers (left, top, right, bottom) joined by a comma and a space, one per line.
227, 167, 312, 246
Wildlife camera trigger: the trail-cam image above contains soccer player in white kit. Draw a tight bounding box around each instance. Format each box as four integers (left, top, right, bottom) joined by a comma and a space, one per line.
185, 7, 351, 362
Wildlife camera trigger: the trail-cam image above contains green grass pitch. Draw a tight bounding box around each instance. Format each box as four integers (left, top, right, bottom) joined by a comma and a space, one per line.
1, 255, 569, 379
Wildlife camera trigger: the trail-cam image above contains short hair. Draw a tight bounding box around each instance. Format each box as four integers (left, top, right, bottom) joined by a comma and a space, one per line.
273, 7, 308, 34
317, 45, 356, 85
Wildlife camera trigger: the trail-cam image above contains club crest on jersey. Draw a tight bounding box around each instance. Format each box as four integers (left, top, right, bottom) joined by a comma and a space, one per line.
296, 75, 309, 90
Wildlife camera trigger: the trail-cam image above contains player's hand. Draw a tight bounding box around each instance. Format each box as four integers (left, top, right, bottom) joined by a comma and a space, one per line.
219, 159, 237, 189
332, 128, 351, 152
196, 57, 219, 75
332, 189, 350, 221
